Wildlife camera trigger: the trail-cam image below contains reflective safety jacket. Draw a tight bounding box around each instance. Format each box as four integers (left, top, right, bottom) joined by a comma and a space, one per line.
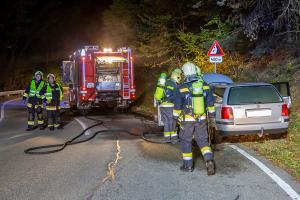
174, 79, 215, 122
40, 82, 63, 110
160, 78, 180, 108
23, 79, 45, 106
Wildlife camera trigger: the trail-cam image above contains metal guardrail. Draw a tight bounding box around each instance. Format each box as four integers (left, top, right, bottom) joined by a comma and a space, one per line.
0, 87, 69, 97
0, 90, 24, 97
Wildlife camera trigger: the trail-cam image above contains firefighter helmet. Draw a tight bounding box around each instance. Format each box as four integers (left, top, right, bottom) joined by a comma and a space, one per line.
171, 68, 182, 83
47, 73, 55, 81
35, 71, 43, 79
182, 62, 198, 77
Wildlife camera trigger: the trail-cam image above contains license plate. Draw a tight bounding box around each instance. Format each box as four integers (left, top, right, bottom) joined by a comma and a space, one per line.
246, 109, 272, 118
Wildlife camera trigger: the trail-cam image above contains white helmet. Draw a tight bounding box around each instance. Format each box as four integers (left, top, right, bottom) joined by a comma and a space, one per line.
35, 71, 43, 79
47, 73, 55, 81
182, 62, 198, 76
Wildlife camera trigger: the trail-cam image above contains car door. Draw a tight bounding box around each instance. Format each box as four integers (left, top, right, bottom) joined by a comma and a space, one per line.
272, 82, 291, 108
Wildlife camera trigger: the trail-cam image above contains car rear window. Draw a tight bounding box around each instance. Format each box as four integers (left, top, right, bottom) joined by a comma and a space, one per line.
228, 85, 282, 105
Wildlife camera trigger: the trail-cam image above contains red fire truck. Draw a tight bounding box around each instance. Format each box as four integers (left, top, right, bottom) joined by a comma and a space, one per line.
62, 46, 135, 112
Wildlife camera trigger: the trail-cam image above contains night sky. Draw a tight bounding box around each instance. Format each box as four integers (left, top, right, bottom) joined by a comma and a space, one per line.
0, 0, 112, 68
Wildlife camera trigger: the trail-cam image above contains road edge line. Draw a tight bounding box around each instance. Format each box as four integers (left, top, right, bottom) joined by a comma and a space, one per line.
0, 98, 20, 123
74, 117, 91, 135
229, 144, 300, 200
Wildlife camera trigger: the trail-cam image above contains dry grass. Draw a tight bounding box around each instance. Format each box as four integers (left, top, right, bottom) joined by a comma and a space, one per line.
244, 113, 300, 181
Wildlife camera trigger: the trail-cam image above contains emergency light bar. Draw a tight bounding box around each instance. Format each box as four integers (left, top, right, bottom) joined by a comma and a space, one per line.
84, 46, 99, 51
103, 48, 113, 52
96, 56, 126, 63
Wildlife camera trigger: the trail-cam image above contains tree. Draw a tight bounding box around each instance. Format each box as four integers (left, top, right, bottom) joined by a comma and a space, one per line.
223, 0, 300, 46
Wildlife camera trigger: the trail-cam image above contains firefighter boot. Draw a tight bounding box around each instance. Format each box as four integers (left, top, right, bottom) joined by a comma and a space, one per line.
56, 125, 64, 130
205, 160, 216, 176
180, 160, 194, 172
171, 136, 179, 144
40, 124, 47, 130
26, 127, 35, 131
163, 136, 171, 143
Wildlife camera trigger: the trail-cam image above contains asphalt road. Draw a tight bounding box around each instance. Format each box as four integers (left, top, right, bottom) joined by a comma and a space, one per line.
0, 98, 299, 200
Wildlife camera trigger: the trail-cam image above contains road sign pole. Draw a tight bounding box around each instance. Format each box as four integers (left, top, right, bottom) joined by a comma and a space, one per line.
214, 62, 217, 73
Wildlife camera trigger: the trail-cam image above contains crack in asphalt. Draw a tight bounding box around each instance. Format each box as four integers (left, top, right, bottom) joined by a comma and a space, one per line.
101, 139, 122, 182
85, 124, 123, 200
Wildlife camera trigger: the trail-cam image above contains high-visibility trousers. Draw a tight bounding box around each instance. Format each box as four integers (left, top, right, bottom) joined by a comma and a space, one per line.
46, 105, 61, 128
160, 107, 177, 139
27, 103, 44, 128
179, 120, 213, 167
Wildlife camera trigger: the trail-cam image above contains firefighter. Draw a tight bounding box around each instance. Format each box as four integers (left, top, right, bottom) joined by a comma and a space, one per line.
154, 69, 182, 143
174, 62, 216, 175
23, 71, 46, 131
40, 73, 63, 131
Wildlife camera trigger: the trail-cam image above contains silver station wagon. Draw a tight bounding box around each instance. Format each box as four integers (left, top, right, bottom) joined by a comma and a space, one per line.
203, 73, 291, 142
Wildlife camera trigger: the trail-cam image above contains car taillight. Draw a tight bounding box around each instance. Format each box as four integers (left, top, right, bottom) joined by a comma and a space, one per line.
221, 107, 234, 119
282, 104, 289, 116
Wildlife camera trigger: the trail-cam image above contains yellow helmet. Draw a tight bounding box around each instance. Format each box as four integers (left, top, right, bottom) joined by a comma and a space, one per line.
171, 68, 182, 83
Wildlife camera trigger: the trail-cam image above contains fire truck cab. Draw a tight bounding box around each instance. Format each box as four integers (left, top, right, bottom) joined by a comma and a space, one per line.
62, 46, 135, 112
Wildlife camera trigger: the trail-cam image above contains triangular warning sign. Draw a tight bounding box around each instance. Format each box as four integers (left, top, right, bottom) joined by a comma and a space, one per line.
207, 40, 225, 57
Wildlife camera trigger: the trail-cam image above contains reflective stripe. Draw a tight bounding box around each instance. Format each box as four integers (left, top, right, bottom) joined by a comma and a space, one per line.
48, 124, 54, 127
35, 105, 44, 109
193, 87, 203, 93
166, 85, 174, 90
207, 106, 215, 111
28, 121, 35, 125
160, 102, 174, 107
201, 146, 212, 155
183, 118, 196, 122
23, 93, 29, 98
180, 88, 189, 93
202, 150, 212, 155
54, 124, 60, 128
203, 86, 210, 90
185, 114, 197, 122
183, 152, 193, 160
27, 103, 33, 108
164, 132, 172, 137
179, 114, 196, 122
46, 106, 60, 110
173, 109, 181, 117
38, 120, 44, 125
199, 115, 207, 120
171, 133, 178, 137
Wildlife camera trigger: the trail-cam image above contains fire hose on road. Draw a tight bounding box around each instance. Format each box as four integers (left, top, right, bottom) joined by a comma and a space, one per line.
23, 112, 164, 154
24, 111, 216, 154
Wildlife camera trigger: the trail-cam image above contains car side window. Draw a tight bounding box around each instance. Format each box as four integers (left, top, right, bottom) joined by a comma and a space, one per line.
213, 87, 225, 104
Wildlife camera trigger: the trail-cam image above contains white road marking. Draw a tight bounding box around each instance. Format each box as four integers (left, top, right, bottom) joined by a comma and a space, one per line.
6, 133, 32, 140
0, 98, 21, 123
74, 118, 91, 135
229, 144, 300, 200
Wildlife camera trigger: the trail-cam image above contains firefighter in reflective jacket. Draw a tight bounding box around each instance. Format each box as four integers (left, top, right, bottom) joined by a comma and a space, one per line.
40, 73, 63, 130
174, 62, 216, 175
23, 71, 46, 131
154, 69, 182, 143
